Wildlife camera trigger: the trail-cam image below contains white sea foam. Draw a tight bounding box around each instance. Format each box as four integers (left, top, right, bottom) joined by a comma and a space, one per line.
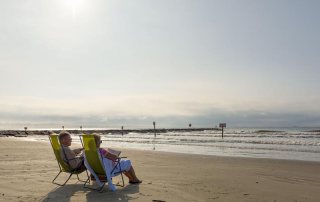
18, 127, 320, 162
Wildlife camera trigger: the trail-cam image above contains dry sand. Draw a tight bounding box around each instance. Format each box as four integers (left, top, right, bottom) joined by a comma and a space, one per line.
0, 137, 320, 202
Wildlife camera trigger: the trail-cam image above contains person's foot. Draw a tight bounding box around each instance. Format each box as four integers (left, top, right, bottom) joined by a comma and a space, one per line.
129, 180, 142, 184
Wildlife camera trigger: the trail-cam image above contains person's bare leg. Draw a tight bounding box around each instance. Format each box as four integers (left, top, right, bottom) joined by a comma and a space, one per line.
123, 171, 133, 181
124, 166, 141, 183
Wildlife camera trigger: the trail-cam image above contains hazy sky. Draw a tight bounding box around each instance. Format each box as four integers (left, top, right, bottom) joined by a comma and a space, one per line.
1, 0, 320, 129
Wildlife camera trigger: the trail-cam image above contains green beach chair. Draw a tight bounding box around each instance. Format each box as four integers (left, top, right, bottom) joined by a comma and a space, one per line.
48, 134, 88, 186
80, 134, 125, 191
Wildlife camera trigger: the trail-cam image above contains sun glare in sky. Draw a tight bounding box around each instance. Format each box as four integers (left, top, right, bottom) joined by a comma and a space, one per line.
62, 0, 84, 19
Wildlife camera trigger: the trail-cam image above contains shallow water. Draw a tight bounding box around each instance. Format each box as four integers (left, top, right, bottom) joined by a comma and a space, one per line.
21, 127, 320, 162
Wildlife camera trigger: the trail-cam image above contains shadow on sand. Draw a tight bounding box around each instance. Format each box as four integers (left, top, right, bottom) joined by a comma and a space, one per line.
40, 182, 140, 202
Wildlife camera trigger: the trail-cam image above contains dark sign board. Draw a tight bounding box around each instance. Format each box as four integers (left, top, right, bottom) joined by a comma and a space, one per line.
219, 123, 226, 128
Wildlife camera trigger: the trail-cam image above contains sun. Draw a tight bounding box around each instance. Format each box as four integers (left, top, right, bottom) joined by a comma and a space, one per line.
63, 0, 84, 19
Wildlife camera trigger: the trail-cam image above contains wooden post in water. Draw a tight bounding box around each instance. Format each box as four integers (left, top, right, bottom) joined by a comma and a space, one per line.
219, 123, 226, 139
24, 127, 28, 136
153, 121, 156, 150
222, 127, 224, 138
121, 126, 124, 136
153, 121, 156, 138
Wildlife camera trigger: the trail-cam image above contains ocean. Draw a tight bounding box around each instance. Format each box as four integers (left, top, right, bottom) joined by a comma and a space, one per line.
21, 127, 320, 162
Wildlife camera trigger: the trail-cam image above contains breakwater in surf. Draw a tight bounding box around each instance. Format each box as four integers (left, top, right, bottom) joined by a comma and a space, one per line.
0, 127, 221, 137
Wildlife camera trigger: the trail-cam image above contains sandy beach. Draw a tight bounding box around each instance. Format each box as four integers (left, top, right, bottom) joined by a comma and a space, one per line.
0, 137, 320, 202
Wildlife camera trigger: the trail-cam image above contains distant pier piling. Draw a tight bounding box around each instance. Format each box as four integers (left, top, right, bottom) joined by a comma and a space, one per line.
121, 126, 124, 136
24, 127, 28, 136
153, 121, 156, 138
219, 123, 226, 139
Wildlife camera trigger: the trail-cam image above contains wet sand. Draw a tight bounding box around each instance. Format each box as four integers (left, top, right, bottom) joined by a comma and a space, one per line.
0, 137, 319, 202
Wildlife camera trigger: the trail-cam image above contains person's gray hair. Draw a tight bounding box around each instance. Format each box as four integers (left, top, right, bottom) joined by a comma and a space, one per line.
58, 131, 71, 141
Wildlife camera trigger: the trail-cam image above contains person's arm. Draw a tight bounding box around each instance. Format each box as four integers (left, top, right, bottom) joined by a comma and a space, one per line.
104, 151, 118, 161
62, 146, 81, 170
73, 148, 83, 155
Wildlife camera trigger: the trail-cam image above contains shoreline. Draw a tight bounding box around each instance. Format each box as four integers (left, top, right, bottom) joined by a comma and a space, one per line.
1, 137, 320, 201
10, 135, 319, 165
7, 135, 320, 163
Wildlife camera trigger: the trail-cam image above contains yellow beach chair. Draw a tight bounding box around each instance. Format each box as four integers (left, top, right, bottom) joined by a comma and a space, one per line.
80, 134, 125, 191
48, 134, 88, 186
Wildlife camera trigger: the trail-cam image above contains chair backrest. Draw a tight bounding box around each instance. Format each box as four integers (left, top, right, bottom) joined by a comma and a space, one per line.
81, 135, 106, 176
49, 134, 71, 172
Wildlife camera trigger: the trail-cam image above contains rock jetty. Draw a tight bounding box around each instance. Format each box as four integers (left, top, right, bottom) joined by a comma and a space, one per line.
0, 127, 221, 137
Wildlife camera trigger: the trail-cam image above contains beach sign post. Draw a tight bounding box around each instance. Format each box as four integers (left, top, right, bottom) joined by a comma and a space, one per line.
62, 125, 64, 130
219, 123, 226, 138
189, 123, 192, 128
80, 125, 82, 132
153, 121, 156, 138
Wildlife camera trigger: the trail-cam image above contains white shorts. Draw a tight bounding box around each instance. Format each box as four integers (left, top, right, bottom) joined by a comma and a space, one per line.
112, 159, 131, 174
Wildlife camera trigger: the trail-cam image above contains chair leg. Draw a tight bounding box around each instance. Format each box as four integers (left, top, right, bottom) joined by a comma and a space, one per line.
85, 170, 91, 183
119, 172, 125, 187
83, 176, 90, 188
98, 183, 105, 192
76, 171, 89, 183
76, 174, 86, 183
117, 163, 125, 187
111, 161, 125, 187
52, 171, 62, 184
52, 172, 73, 186
83, 176, 105, 192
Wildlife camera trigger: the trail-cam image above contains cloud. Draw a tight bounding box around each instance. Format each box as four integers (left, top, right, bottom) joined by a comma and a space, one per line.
1, 96, 320, 129
0, 95, 221, 117
1, 95, 320, 129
